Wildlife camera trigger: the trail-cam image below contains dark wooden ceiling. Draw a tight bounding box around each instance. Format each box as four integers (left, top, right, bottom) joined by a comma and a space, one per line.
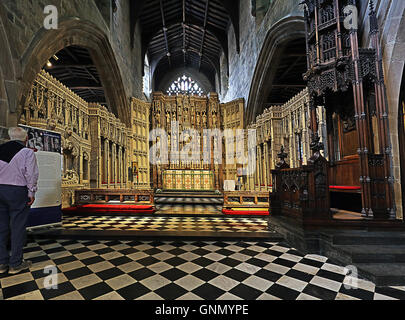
132, 0, 240, 90
43, 46, 106, 104
265, 38, 307, 105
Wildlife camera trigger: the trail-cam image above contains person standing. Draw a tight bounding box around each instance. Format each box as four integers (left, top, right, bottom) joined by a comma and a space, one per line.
0, 127, 39, 275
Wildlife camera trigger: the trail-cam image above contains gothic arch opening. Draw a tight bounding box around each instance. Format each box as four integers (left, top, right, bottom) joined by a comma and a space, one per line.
399, 68, 405, 216
18, 19, 130, 126
246, 17, 306, 125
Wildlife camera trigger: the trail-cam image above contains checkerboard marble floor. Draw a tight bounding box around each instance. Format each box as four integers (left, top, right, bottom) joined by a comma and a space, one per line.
44, 216, 269, 233
1, 238, 404, 300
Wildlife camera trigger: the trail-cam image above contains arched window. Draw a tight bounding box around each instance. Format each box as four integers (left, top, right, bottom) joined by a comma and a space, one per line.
167, 75, 204, 96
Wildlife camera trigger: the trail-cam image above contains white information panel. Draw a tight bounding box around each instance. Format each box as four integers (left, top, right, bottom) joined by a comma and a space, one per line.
19, 125, 63, 228
31, 151, 62, 209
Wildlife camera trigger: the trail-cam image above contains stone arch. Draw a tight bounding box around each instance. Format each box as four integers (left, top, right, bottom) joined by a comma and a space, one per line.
246, 16, 306, 125
18, 18, 130, 126
399, 70, 405, 217
0, 6, 17, 129
382, 2, 405, 219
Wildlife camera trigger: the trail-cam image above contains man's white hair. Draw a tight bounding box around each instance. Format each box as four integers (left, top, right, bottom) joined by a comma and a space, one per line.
8, 127, 28, 141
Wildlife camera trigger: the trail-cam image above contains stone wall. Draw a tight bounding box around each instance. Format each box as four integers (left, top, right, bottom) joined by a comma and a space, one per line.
0, 0, 144, 129
220, 0, 302, 106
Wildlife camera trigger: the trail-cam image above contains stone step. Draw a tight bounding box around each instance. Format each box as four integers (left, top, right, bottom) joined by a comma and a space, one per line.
354, 263, 405, 287
155, 198, 224, 204
334, 245, 405, 263
330, 231, 405, 246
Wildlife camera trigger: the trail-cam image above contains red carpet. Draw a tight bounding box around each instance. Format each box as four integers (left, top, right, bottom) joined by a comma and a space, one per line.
222, 209, 269, 216
63, 204, 155, 214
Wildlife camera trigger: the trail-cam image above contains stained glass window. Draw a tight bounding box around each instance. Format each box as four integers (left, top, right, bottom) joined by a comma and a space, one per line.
167, 75, 204, 96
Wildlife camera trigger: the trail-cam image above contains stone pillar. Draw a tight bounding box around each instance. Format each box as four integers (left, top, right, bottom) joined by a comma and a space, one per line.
105, 140, 110, 189
111, 142, 116, 187
118, 146, 123, 188
263, 142, 269, 191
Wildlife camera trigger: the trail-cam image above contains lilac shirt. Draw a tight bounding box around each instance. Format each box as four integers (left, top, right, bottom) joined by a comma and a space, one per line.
0, 141, 39, 197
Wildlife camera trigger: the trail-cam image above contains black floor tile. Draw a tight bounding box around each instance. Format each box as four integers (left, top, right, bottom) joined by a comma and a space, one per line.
96, 268, 125, 281
285, 269, 314, 283
40, 281, 77, 300
69, 247, 90, 254
303, 284, 339, 300
108, 256, 133, 266
218, 257, 241, 268
254, 269, 283, 282
80, 256, 105, 266
192, 283, 226, 300
154, 283, 188, 300
64, 267, 93, 280
119, 248, 139, 255
336, 286, 376, 300
375, 287, 405, 300
136, 256, 160, 267
191, 268, 219, 282
239, 249, 260, 257
128, 268, 157, 281
191, 257, 215, 268
144, 248, 163, 255
223, 269, 251, 282
165, 257, 188, 267
160, 268, 188, 282
94, 248, 115, 255
79, 282, 114, 300
2, 281, 39, 299
53, 255, 77, 265
316, 269, 346, 283
266, 283, 301, 300
271, 258, 296, 268
191, 248, 211, 256
300, 258, 324, 268
245, 258, 268, 268
230, 283, 263, 300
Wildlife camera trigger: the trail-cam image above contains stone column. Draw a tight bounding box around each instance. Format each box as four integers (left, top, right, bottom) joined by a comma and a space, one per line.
263, 142, 269, 191
105, 140, 110, 189
118, 146, 123, 189
111, 143, 117, 188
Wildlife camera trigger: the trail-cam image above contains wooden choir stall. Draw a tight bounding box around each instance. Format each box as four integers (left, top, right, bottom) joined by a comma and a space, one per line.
270, 0, 396, 226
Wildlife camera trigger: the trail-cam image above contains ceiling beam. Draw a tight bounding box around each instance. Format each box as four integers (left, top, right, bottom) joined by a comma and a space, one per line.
142, 16, 229, 61
70, 86, 104, 90
198, 0, 210, 71
277, 56, 306, 82
182, 0, 186, 66
159, 0, 171, 68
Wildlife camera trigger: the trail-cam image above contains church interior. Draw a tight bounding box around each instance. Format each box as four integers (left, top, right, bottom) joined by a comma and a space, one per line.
1, 0, 405, 301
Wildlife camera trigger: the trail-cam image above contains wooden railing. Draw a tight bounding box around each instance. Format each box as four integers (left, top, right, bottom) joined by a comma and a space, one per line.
75, 189, 154, 205
224, 191, 269, 208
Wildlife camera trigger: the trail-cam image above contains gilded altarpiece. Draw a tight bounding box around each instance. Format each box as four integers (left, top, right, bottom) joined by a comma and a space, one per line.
151, 93, 223, 191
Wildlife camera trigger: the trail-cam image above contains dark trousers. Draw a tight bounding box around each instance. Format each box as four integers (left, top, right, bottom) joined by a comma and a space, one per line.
0, 185, 30, 267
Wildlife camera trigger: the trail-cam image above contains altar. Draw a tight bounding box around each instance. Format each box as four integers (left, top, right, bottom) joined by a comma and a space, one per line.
163, 170, 214, 191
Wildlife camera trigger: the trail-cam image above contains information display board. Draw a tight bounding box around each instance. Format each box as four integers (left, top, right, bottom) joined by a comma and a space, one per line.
19, 125, 62, 228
